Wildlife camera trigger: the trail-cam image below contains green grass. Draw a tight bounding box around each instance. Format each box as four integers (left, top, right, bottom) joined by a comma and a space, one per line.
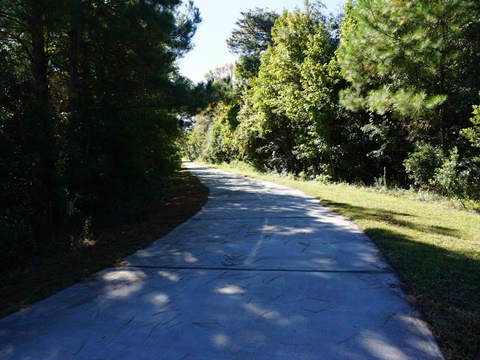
204, 161, 480, 360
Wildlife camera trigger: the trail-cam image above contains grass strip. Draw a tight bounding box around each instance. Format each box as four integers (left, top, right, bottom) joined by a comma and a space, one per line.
206, 161, 480, 360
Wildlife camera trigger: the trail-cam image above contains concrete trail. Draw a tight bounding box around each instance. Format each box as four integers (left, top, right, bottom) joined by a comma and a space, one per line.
0, 163, 443, 359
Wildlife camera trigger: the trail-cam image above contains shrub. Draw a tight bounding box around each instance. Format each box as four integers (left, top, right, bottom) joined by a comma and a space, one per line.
404, 143, 444, 189
430, 147, 480, 200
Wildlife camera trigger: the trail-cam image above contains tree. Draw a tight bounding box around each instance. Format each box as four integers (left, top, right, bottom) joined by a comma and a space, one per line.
339, 0, 479, 143
337, 0, 480, 183
0, 0, 68, 244
184, 64, 241, 163
235, 3, 340, 176
0, 0, 202, 267
226, 8, 279, 80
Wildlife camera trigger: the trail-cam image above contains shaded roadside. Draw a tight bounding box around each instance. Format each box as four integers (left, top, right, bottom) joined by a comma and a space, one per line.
0, 168, 209, 319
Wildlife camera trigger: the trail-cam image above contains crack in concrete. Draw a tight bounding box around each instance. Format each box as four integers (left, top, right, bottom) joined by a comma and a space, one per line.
122, 265, 392, 274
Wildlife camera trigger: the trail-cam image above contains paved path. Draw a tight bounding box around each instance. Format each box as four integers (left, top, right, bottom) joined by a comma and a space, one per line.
0, 163, 443, 359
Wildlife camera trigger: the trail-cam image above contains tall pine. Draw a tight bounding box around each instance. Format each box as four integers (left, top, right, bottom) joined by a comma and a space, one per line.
338, 0, 480, 148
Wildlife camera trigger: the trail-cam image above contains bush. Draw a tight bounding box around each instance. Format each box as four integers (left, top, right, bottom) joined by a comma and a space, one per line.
404, 143, 444, 189
430, 147, 480, 200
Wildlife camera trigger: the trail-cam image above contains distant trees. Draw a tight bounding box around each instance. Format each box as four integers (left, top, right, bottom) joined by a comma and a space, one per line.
185, 64, 240, 163
185, 0, 480, 200
0, 0, 202, 269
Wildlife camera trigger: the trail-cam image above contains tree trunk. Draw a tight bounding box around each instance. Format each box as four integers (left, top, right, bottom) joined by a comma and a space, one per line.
27, 0, 64, 244
68, 18, 79, 139
28, 1, 49, 110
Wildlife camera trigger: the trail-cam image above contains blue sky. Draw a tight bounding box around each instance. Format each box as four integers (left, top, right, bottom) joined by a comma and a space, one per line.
178, 0, 345, 83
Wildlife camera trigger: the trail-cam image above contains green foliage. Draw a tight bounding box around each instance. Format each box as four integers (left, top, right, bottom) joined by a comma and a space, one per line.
461, 100, 480, 149
226, 8, 279, 80
336, 0, 480, 194
429, 147, 463, 197
226, 7, 278, 57
338, 0, 479, 146
430, 147, 480, 201
405, 139, 480, 201
234, 6, 340, 176
0, 0, 202, 269
404, 143, 444, 189
186, 0, 480, 203
404, 97, 480, 199
184, 68, 241, 164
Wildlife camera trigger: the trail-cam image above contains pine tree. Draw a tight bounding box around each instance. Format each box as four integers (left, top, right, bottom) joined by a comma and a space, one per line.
337, 0, 480, 147
226, 8, 279, 80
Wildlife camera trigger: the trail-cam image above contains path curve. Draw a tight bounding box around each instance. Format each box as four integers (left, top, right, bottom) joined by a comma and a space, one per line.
0, 163, 443, 359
